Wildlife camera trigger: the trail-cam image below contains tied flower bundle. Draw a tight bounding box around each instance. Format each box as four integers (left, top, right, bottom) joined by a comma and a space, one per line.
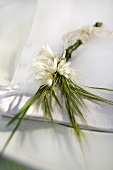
2, 22, 113, 151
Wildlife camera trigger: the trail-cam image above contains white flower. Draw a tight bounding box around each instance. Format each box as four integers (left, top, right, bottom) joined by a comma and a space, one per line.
33, 58, 57, 86
33, 57, 75, 85
33, 42, 76, 86
33, 58, 57, 72
34, 70, 53, 87
39, 43, 54, 58
57, 59, 75, 79
47, 58, 57, 73
46, 78, 53, 86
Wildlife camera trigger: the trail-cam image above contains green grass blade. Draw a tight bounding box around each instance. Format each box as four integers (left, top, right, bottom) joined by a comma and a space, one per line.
63, 77, 86, 122
52, 89, 62, 108
69, 78, 113, 105
65, 98, 82, 139
1, 110, 27, 154
7, 85, 49, 126
44, 95, 55, 126
85, 86, 113, 91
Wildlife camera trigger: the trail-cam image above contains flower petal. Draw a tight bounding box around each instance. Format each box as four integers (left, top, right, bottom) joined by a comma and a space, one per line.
39, 43, 54, 58
46, 78, 53, 86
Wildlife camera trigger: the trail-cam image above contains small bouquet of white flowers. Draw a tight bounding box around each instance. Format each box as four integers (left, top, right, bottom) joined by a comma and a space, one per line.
2, 22, 113, 152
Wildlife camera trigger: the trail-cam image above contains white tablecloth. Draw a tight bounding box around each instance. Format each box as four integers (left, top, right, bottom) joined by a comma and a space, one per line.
0, 1, 113, 170
0, 0, 113, 131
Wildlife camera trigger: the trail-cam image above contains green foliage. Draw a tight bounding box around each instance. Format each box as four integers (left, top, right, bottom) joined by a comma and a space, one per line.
2, 73, 113, 153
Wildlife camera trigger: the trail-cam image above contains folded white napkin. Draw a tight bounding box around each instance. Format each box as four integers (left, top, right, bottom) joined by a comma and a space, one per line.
0, 0, 113, 131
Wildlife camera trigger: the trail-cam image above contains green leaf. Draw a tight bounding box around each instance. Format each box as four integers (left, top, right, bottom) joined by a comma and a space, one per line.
62, 76, 86, 122
1, 110, 27, 154
7, 86, 48, 127
52, 89, 62, 108
69, 78, 113, 105
4, 85, 49, 153
44, 94, 55, 127
65, 97, 82, 140
85, 86, 113, 91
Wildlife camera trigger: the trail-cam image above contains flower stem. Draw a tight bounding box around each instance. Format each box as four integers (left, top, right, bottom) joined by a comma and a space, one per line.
65, 22, 102, 62
65, 39, 82, 61
94, 22, 102, 27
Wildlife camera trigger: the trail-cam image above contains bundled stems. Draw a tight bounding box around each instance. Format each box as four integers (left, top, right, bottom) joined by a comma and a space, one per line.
65, 39, 82, 61
65, 22, 102, 61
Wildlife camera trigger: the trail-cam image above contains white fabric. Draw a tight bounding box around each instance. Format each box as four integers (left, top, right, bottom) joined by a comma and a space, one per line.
0, 0, 113, 131
0, 0, 36, 86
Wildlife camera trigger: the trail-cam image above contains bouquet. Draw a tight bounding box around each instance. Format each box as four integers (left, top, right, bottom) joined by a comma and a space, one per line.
2, 22, 113, 152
